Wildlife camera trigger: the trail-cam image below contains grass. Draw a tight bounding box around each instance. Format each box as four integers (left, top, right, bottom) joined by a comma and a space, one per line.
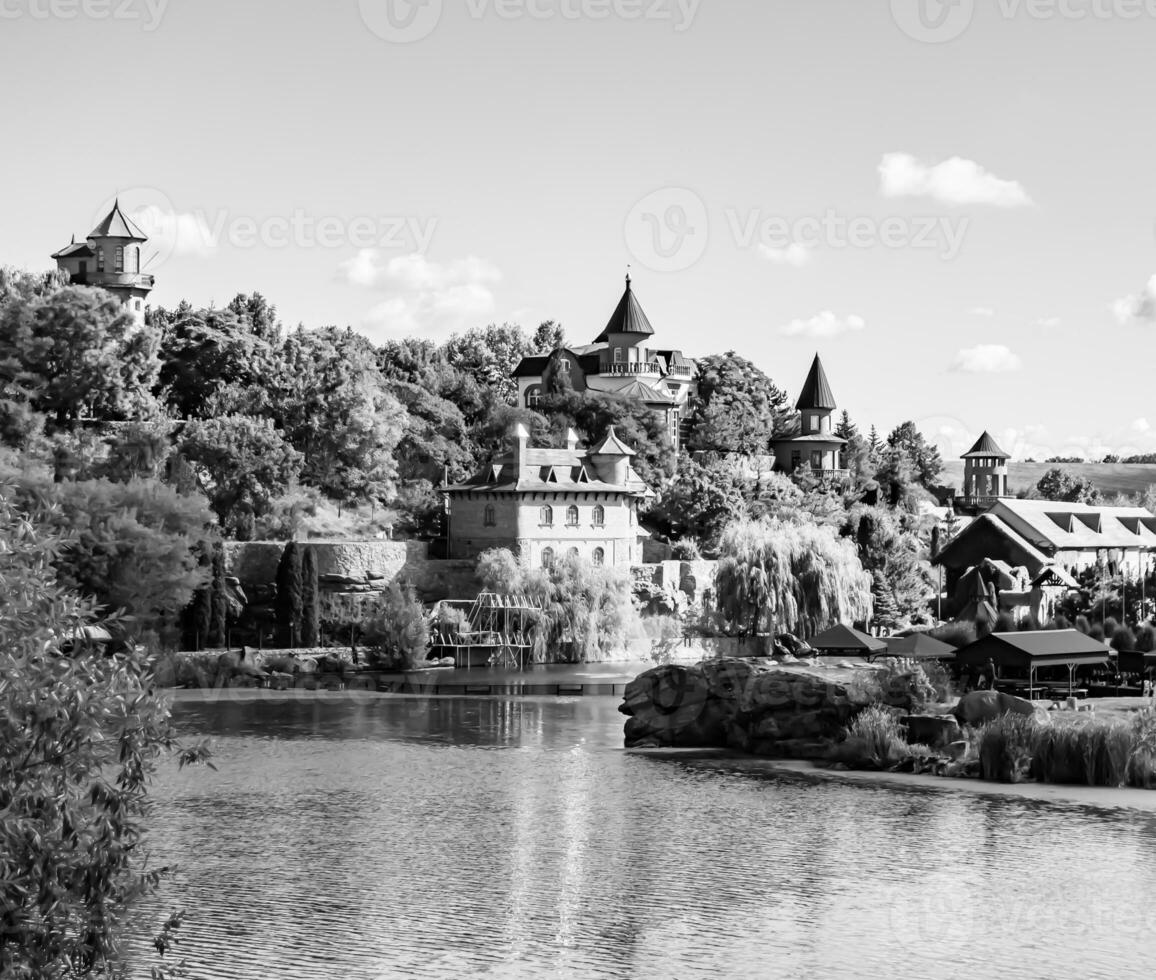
940, 461, 1156, 498
832, 707, 908, 770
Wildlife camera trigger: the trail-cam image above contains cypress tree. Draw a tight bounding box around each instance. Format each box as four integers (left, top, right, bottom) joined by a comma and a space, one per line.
185, 544, 213, 650
301, 545, 320, 648
275, 541, 304, 647
209, 540, 229, 648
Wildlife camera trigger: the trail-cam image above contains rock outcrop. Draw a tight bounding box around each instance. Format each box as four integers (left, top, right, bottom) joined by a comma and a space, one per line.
620, 658, 929, 758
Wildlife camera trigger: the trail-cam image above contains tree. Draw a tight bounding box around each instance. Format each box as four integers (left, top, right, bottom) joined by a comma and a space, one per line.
842, 504, 933, 626
714, 516, 872, 637
364, 582, 431, 668
836, 410, 872, 480
648, 456, 748, 549
1035, 467, 1103, 505
871, 570, 902, 631
275, 541, 304, 648
302, 545, 320, 648
0, 470, 214, 641
532, 320, 566, 352
886, 421, 943, 488
442, 323, 538, 405
179, 415, 304, 531
0, 285, 160, 428
686, 353, 789, 455
0, 489, 211, 977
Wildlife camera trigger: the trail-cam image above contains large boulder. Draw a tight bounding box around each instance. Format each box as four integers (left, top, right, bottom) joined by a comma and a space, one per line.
951, 690, 1036, 728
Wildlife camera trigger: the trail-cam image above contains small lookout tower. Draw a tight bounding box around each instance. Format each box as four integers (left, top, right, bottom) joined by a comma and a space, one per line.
961, 431, 1011, 509
52, 199, 154, 326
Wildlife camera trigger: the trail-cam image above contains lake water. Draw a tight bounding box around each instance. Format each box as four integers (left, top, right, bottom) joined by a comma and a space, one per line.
128, 692, 1156, 979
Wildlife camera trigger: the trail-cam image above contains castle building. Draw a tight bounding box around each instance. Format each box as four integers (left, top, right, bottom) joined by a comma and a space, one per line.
771, 354, 849, 479
51, 200, 154, 326
511, 275, 696, 451
442, 424, 655, 569
960, 431, 1012, 510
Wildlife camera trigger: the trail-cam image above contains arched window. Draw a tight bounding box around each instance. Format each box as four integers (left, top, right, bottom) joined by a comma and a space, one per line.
592, 505, 605, 527
115, 246, 124, 273
592, 547, 605, 567
541, 547, 555, 569
484, 505, 496, 527
132, 246, 140, 273
540, 505, 554, 526
566, 505, 579, 526
526, 386, 543, 408
96, 247, 105, 272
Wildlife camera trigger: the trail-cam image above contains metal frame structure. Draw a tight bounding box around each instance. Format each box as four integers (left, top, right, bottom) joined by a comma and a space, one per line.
430, 592, 545, 669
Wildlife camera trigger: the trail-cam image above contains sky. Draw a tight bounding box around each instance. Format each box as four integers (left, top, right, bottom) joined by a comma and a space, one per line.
3, 0, 1156, 461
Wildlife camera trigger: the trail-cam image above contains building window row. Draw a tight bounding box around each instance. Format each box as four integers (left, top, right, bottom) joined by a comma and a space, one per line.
540, 504, 605, 527
542, 546, 606, 569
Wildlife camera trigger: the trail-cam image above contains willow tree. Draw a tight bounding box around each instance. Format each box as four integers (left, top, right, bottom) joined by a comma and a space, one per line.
714, 517, 872, 638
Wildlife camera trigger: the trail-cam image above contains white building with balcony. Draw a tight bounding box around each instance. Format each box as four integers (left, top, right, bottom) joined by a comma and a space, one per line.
512, 275, 696, 450
771, 354, 850, 482
51, 199, 155, 326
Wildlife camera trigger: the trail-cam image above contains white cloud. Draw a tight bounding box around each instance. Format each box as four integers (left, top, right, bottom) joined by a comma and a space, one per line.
341, 251, 502, 336
133, 204, 217, 257
879, 153, 1033, 208
1111, 275, 1156, 324
1134, 418, 1151, 434
1034, 316, 1061, 328
758, 243, 812, 267
950, 344, 1022, 373
778, 311, 866, 338
968, 306, 996, 317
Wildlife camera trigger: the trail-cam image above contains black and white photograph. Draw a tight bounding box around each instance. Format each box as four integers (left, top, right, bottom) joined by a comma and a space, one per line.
3, 1, 1156, 977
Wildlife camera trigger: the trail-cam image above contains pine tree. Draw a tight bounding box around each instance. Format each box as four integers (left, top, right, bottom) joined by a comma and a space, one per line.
301, 545, 320, 648
275, 541, 304, 647
871, 570, 901, 631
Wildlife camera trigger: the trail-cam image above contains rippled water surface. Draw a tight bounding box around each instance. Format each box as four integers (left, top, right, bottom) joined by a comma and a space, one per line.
128, 694, 1156, 979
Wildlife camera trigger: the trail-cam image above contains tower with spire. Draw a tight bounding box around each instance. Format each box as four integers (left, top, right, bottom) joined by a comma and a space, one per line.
960, 431, 1011, 510
771, 354, 849, 480
52, 199, 154, 326
510, 273, 697, 451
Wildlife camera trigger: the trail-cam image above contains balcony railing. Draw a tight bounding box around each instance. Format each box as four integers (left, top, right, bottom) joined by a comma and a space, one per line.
600, 362, 663, 376
963, 494, 1002, 509
803, 468, 852, 482
70, 272, 155, 288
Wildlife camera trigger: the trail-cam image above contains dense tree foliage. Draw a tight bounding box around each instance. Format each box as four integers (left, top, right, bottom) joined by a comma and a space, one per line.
714, 516, 872, 638
0, 490, 210, 977
686, 353, 789, 454
649, 456, 748, 549
885, 421, 944, 489
1034, 467, 1103, 505
841, 504, 933, 627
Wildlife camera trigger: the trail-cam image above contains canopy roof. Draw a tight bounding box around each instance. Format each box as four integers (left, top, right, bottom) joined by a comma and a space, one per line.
795, 354, 837, 411
595, 275, 655, 341
885, 633, 958, 660
88, 199, 147, 242
810, 623, 888, 654
962, 431, 1010, 459
956, 630, 1112, 669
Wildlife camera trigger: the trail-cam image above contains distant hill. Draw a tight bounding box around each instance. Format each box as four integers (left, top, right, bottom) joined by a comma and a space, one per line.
939, 462, 1156, 500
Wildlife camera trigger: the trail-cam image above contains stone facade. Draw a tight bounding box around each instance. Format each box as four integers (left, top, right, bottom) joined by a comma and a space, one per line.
444, 425, 654, 569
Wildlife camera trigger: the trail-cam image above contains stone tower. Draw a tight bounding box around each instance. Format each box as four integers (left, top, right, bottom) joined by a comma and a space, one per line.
52, 199, 154, 326
962, 431, 1011, 507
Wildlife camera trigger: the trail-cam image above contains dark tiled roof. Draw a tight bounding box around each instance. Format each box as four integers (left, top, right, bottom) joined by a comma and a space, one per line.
956, 630, 1111, 668
795, 354, 837, 410
51, 238, 95, 259
512, 355, 551, 378
962, 431, 1010, 459
595, 276, 655, 341
809, 623, 888, 653
88, 200, 148, 241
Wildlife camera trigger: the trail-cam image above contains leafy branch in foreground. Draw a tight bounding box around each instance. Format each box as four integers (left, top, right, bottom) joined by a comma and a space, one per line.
0, 487, 212, 979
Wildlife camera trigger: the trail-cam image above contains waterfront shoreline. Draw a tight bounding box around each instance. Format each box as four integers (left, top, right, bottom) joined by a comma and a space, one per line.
629, 747, 1156, 813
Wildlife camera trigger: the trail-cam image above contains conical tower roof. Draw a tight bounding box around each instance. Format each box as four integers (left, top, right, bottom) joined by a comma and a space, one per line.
595, 275, 655, 342
88, 199, 147, 242
795, 354, 837, 411
962, 431, 1010, 459
591, 425, 637, 457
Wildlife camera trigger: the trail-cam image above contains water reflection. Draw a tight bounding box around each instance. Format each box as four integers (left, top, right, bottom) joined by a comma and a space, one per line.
128, 697, 1156, 979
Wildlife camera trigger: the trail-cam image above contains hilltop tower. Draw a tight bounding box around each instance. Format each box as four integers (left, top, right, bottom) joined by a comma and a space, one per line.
961, 431, 1011, 508
52, 199, 154, 326
771, 354, 848, 479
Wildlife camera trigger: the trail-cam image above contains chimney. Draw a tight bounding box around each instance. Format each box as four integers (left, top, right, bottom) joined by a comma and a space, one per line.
510, 422, 530, 473
565, 428, 580, 451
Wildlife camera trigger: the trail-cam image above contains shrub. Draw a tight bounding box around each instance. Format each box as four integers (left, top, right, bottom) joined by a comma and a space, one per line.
301, 545, 320, 647
978, 714, 1039, 783
670, 538, 702, 561
275, 541, 303, 647
837, 707, 907, 769
364, 582, 430, 669
1111, 626, 1137, 652
1128, 709, 1156, 788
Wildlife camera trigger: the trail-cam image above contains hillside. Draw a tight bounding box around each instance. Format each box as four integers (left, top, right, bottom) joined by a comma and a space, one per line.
939, 462, 1156, 500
